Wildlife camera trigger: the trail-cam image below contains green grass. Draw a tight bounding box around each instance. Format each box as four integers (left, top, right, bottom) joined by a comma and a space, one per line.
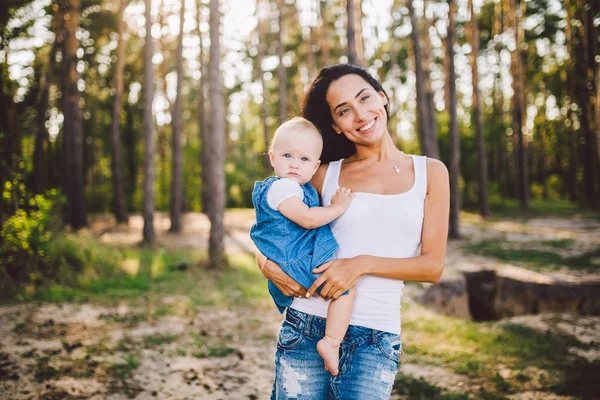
540, 239, 575, 249
106, 354, 142, 397
142, 334, 177, 348
393, 375, 471, 400
33, 356, 61, 382
401, 304, 599, 398
116, 336, 135, 352
466, 240, 599, 271
3, 234, 270, 309
193, 346, 238, 359
473, 198, 600, 220
107, 354, 139, 379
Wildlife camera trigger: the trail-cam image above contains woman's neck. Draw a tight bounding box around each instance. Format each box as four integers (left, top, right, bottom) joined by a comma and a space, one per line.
351, 134, 404, 162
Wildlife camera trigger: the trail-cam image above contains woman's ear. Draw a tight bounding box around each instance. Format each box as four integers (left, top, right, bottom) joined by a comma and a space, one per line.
378, 90, 388, 105
331, 124, 342, 135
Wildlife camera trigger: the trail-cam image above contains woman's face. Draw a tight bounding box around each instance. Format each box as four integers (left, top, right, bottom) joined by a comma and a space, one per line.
326, 74, 388, 147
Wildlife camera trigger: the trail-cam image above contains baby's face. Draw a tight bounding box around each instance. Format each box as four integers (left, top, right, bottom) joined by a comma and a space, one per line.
270, 130, 322, 185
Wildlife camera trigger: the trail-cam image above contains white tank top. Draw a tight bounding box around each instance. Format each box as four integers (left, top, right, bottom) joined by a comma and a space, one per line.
290, 154, 428, 334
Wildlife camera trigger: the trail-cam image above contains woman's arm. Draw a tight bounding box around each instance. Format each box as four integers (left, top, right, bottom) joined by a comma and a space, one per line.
256, 252, 308, 298
306, 158, 450, 300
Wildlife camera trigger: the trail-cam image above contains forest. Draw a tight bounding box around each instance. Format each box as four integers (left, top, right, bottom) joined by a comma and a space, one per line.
0, 0, 599, 399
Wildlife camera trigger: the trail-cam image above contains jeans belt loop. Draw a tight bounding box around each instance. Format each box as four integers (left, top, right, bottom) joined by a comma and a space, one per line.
371, 328, 378, 344
303, 313, 313, 336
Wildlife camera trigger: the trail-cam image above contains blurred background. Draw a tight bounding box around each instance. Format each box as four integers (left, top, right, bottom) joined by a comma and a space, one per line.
0, 0, 599, 399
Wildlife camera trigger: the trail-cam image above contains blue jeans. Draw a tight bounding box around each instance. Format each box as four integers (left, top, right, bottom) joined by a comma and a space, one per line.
271, 308, 402, 400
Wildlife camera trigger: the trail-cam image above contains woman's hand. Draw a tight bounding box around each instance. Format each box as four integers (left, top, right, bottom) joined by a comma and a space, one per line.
257, 253, 307, 298
307, 256, 367, 300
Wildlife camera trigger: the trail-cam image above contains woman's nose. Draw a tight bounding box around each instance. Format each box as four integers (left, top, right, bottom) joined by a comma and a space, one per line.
355, 107, 368, 121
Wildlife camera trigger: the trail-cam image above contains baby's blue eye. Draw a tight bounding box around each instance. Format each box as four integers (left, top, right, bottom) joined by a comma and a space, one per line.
301, 157, 309, 162
283, 153, 291, 158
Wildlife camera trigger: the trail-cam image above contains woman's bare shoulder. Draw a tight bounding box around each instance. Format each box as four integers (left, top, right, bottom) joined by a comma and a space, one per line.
310, 163, 329, 193
425, 158, 449, 189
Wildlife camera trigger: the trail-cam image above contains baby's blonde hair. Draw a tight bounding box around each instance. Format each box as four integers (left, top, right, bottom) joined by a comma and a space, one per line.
269, 117, 322, 152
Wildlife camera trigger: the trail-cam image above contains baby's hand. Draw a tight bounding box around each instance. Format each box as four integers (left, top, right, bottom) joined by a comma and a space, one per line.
330, 187, 354, 211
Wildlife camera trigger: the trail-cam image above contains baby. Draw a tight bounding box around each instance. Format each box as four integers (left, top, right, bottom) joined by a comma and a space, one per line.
250, 117, 356, 376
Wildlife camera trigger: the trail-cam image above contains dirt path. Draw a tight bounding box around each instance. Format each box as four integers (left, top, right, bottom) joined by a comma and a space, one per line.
0, 300, 282, 399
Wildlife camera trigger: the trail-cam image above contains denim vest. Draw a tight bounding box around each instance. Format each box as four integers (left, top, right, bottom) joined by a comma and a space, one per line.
251, 177, 338, 312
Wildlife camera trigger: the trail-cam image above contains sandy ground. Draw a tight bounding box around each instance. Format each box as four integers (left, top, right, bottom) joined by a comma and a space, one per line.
1, 211, 599, 399
0, 300, 282, 399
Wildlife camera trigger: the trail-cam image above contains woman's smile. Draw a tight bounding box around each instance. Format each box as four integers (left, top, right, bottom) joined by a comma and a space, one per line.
357, 117, 377, 133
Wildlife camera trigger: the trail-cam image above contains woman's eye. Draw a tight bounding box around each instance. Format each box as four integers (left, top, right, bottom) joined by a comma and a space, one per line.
361, 95, 370, 102
340, 108, 349, 116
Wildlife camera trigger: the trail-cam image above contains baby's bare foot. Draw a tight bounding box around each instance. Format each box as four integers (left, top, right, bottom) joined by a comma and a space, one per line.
317, 336, 340, 376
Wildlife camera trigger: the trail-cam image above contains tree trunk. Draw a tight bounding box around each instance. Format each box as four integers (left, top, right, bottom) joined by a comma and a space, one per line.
0, 59, 20, 222
441, 36, 451, 112
447, 0, 460, 239
278, 0, 287, 124
170, 0, 185, 231
421, 0, 437, 154
469, 0, 489, 217
597, 55, 600, 195
575, 0, 598, 208
595, 0, 600, 186
59, 0, 87, 229
346, 0, 358, 65
257, 0, 270, 175
124, 101, 136, 212
538, 85, 548, 198
110, 0, 128, 223
33, 37, 58, 195
319, 0, 330, 67
157, 1, 171, 211
196, 0, 210, 215
597, 46, 600, 185
207, 0, 227, 266
510, 0, 528, 209
346, 0, 364, 66
143, 0, 156, 244
564, 0, 578, 202
408, 0, 438, 158
306, 13, 315, 83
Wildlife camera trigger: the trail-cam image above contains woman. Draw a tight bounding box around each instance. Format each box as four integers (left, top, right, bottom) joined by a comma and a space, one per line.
257, 64, 450, 399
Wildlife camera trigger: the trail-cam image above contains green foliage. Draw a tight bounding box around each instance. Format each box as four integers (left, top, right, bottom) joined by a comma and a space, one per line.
0, 191, 63, 288
1, 191, 59, 255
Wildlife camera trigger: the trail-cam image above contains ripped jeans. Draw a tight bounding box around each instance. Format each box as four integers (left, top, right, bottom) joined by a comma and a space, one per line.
271, 308, 402, 400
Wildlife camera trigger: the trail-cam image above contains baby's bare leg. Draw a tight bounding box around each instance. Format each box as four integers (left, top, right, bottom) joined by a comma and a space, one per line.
316, 288, 356, 376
